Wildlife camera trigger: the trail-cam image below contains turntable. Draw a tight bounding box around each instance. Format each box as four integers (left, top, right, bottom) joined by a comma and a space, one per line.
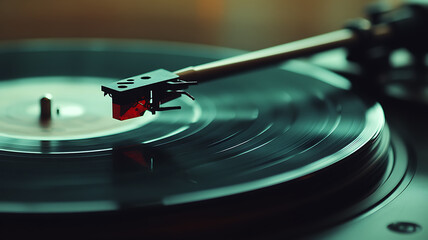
0, 2, 427, 240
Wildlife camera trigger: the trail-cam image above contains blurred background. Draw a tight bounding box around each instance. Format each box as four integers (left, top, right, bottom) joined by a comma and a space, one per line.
0, 0, 404, 50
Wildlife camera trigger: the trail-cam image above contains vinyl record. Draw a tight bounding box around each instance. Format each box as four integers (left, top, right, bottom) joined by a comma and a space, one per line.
0, 40, 401, 238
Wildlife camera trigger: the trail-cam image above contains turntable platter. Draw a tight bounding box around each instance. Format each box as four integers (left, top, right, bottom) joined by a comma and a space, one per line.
0, 41, 397, 237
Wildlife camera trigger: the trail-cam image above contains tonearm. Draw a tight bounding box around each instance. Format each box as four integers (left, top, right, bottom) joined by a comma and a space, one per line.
101, 2, 428, 120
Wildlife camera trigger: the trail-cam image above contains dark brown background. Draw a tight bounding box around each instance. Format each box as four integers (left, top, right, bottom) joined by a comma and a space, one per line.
0, 0, 402, 50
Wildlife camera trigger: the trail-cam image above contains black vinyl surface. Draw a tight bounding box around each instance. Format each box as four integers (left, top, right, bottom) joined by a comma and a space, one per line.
0, 40, 391, 215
